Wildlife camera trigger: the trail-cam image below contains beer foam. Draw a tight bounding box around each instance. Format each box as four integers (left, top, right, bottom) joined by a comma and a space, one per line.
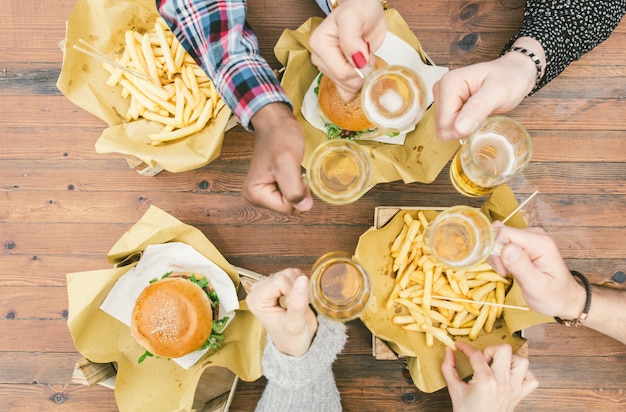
470, 132, 516, 176
379, 89, 404, 114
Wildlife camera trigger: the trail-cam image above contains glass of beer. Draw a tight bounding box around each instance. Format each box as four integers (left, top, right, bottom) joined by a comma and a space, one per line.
360, 65, 428, 132
424, 206, 495, 269
450, 116, 532, 197
309, 252, 373, 321
306, 139, 372, 205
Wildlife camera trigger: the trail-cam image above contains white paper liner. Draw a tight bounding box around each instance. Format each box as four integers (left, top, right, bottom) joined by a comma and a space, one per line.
100, 242, 239, 369
301, 31, 449, 145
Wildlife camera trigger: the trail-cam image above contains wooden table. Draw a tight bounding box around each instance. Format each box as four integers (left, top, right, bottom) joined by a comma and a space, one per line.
2, 0, 626, 410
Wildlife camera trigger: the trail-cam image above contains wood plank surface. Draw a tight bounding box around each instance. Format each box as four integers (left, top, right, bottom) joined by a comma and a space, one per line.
1, 0, 626, 411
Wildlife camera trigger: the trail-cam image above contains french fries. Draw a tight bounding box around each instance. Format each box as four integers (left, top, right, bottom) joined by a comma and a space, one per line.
388, 211, 512, 350
101, 18, 225, 145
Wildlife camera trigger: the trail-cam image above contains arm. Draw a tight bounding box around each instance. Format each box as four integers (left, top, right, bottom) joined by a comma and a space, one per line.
156, 0, 290, 129
434, 0, 626, 141
442, 342, 538, 412
156, 0, 312, 214
255, 316, 346, 412
488, 223, 626, 345
246, 269, 346, 412
504, 0, 626, 92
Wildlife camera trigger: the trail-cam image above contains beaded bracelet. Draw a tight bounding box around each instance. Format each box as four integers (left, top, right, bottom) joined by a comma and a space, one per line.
503, 46, 543, 93
554, 270, 592, 327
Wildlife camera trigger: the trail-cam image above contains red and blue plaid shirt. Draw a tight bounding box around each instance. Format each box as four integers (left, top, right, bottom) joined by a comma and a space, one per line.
156, 0, 318, 129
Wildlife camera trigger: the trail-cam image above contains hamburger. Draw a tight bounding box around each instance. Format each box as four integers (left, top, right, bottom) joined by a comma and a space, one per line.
131, 271, 228, 363
316, 56, 391, 139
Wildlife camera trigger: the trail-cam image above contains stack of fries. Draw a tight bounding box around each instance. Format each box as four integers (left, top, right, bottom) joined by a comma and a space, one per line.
387, 211, 511, 350
101, 18, 225, 145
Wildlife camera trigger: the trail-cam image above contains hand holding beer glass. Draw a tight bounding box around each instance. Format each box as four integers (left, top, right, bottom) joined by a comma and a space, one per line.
309, 252, 373, 321
450, 116, 533, 197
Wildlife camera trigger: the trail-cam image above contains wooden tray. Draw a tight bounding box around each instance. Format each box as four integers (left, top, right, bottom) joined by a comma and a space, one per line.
369, 206, 528, 360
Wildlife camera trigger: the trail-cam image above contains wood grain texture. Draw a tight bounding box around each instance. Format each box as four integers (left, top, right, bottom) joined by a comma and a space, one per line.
2, 0, 626, 411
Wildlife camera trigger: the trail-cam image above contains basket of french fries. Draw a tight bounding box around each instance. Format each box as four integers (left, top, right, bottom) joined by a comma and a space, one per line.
355, 195, 552, 393
57, 0, 233, 173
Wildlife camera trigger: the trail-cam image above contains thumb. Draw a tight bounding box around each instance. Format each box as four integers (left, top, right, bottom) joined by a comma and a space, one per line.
454, 88, 501, 137
441, 347, 462, 386
285, 275, 310, 318
500, 243, 537, 291
274, 155, 313, 212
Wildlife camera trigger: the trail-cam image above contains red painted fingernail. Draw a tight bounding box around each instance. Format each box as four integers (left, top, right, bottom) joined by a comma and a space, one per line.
351, 51, 367, 69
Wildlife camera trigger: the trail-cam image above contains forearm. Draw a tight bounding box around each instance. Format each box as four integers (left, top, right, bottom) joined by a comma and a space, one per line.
156, 0, 291, 129
255, 316, 346, 412
583, 284, 626, 345
503, 0, 626, 92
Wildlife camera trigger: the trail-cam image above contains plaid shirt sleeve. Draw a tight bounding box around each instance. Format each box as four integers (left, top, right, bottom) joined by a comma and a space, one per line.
156, 0, 292, 130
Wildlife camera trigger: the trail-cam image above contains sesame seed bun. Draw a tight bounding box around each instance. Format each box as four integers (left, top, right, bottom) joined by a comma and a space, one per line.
317, 56, 388, 132
131, 272, 214, 358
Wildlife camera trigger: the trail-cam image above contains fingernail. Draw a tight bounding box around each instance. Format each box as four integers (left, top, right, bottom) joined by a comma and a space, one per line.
502, 244, 520, 265
294, 276, 308, 292
351, 51, 367, 69
455, 116, 478, 137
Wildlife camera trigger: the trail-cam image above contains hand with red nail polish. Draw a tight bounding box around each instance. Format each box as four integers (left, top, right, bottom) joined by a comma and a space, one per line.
351, 51, 368, 69
310, 0, 386, 102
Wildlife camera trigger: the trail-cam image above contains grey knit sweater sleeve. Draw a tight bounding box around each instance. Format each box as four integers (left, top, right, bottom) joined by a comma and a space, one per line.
254, 316, 347, 412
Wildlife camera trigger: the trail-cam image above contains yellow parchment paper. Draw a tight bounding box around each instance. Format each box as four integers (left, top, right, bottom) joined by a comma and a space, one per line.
67, 206, 264, 411
56, 0, 231, 173
274, 9, 459, 185
355, 185, 553, 393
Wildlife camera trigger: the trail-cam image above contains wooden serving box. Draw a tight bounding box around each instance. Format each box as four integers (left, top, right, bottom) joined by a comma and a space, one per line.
369, 206, 528, 360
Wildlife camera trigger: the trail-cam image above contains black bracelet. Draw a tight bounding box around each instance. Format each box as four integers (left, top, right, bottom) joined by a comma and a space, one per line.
554, 270, 592, 327
503, 46, 543, 95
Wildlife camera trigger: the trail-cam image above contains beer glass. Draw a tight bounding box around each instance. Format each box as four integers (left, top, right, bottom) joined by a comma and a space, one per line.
306, 139, 372, 205
424, 206, 495, 269
309, 252, 373, 321
360, 65, 428, 132
450, 116, 532, 197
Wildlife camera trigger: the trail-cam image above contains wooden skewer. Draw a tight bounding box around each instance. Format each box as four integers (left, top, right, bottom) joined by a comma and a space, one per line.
432, 295, 529, 311
72, 38, 149, 81
233, 265, 288, 308
501, 189, 539, 224
232, 265, 265, 281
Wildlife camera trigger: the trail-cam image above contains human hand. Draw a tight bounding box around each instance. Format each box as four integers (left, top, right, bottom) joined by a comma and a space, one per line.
442, 342, 538, 412
246, 268, 318, 357
433, 52, 536, 141
309, 0, 386, 102
244, 103, 313, 215
487, 223, 587, 321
